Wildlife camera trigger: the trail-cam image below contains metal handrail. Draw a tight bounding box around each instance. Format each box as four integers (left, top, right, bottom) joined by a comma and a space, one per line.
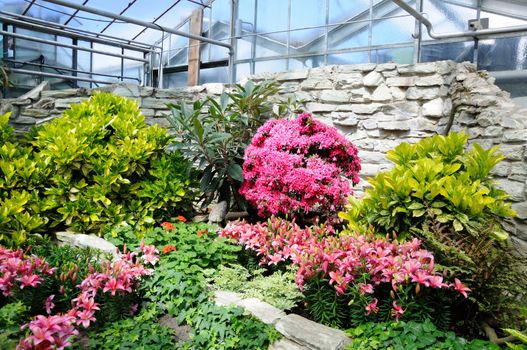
4, 58, 141, 83
5, 67, 120, 85
391, 0, 527, 39
0, 30, 149, 63
0, 14, 155, 52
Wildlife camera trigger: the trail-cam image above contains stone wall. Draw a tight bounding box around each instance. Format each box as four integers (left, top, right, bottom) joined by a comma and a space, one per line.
0, 60, 526, 248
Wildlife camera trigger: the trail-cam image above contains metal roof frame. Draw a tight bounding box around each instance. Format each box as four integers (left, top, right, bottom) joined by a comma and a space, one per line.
0, 10, 160, 49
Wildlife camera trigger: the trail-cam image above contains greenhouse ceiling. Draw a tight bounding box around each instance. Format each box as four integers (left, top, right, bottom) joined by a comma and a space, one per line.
1, 0, 527, 100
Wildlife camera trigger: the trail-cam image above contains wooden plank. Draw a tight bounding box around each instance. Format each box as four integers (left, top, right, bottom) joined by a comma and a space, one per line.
187, 8, 203, 86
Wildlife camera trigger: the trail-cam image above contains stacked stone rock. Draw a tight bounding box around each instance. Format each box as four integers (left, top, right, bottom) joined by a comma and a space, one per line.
0, 60, 525, 251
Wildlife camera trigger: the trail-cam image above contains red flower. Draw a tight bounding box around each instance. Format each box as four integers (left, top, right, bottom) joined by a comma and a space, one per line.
176, 216, 187, 223
197, 229, 208, 237
162, 245, 177, 254
161, 222, 175, 231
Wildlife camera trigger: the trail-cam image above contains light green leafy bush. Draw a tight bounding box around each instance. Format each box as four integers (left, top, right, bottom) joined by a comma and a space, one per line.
209, 264, 303, 310
0, 93, 197, 245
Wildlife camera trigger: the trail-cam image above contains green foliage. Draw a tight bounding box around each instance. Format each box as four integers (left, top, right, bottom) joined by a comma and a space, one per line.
304, 277, 349, 328
0, 93, 197, 245
345, 319, 500, 350
180, 302, 280, 350
107, 221, 279, 349
208, 264, 303, 310
86, 304, 177, 350
0, 301, 28, 350
339, 132, 524, 329
106, 222, 241, 279
166, 80, 302, 210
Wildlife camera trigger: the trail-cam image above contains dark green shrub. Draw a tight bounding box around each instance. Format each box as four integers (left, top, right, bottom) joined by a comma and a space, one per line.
166, 80, 301, 210
0, 93, 197, 245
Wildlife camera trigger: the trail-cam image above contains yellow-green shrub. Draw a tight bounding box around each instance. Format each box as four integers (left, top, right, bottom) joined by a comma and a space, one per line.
0, 93, 196, 245
340, 132, 524, 329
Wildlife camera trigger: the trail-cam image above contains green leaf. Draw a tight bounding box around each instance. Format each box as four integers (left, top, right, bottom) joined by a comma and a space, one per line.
227, 163, 244, 182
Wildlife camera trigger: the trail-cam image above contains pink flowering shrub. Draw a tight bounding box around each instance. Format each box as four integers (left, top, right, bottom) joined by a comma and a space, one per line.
0, 243, 157, 350
240, 113, 361, 219
221, 217, 470, 324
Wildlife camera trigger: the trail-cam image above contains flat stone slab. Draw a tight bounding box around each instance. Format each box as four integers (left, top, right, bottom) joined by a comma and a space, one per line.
213, 290, 243, 307
55, 231, 118, 258
269, 339, 310, 350
275, 314, 351, 350
236, 298, 286, 325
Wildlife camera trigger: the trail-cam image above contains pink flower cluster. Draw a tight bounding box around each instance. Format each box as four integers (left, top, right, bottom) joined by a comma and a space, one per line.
14, 242, 158, 350
0, 247, 56, 297
240, 113, 361, 217
221, 218, 470, 320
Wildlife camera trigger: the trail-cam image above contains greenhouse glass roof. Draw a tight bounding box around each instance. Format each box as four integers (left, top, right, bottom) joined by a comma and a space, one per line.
1, 0, 527, 101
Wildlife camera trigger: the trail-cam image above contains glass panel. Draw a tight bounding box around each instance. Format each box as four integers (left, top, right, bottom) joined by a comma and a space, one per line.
25, 0, 78, 23
291, 0, 326, 47
480, 11, 527, 29
371, 16, 414, 46
328, 23, 369, 50
122, 59, 143, 84
55, 36, 72, 68
210, 39, 230, 61
91, 43, 121, 79
101, 23, 144, 40
76, 41, 91, 85
236, 37, 253, 60
329, 0, 370, 25
289, 28, 326, 50
256, 0, 288, 41
254, 37, 287, 58
211, 0, 231, 40
495, 78, 527, 100
164, 71, 188, 88
199, 66, 228, 84
372, 46, 413, 64
422, 0, 477, 40
14, 28, 55, 62
328, 51, 369, 65
254, 59, 286, 74
235, 63, 251, 81
478, 36, 527, 71
237, 0, 255, 37
289, 55, 325, 70
420, 41, 474, 63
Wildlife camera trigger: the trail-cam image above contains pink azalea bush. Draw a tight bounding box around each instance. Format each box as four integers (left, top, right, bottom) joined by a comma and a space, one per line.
240, 113, 361, 218
221, 217, 470, 321
0, 243, 158, 350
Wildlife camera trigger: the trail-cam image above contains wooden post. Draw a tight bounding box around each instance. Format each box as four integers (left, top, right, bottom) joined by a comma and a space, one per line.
187, 8, 203, 86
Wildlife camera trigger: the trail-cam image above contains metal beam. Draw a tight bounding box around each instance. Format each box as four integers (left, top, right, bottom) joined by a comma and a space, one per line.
0, 30, 149, 62
21, 0, 37, 16
4, 58, 141, 82
0, 10, 160, 50
63, 0, 90, 26
99, 0, 138, 34
4, 67, 120, 84
392, 0, 527, 39
131, 0, 181, 41
42, 0, 232, 49
0, 15, 154, 52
